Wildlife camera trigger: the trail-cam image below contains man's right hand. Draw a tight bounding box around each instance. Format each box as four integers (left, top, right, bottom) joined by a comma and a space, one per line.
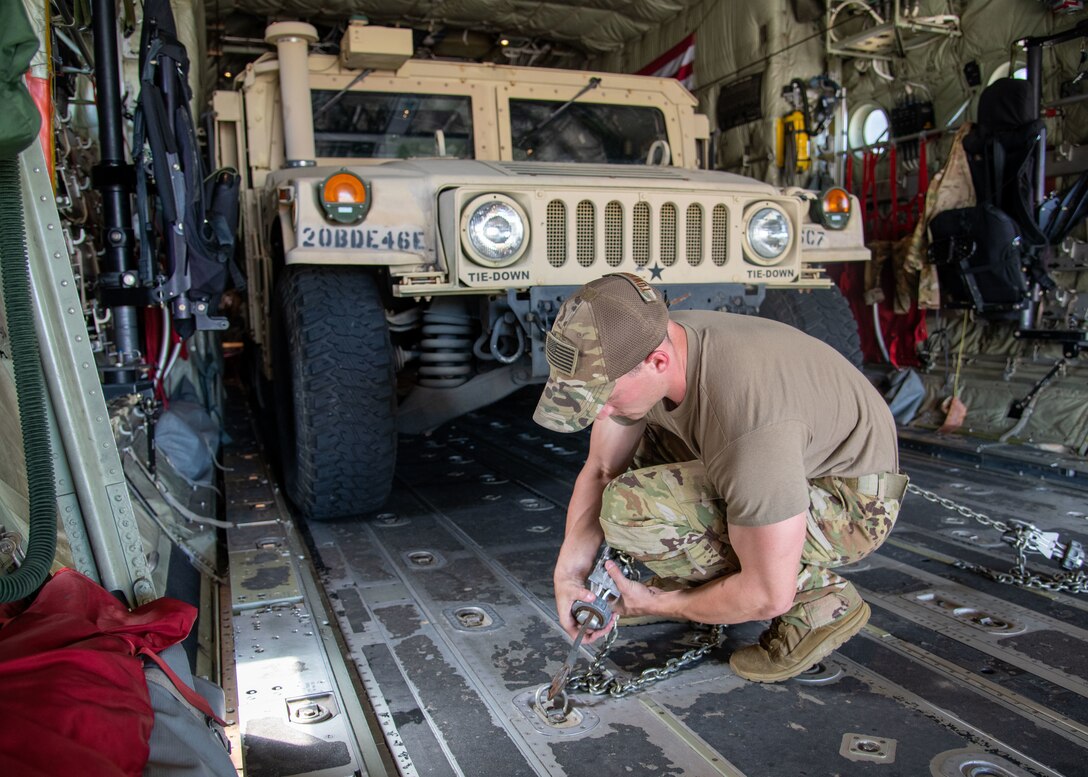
554, 573, 616, 643
553, 536, 618, 643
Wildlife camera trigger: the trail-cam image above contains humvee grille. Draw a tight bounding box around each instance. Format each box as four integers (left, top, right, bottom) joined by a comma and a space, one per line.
661, 203, 677, 266
547, 201, 567, 267
712, 204, 728, 266
576, 200, 595, 267
686, 204, 703, 266
633, 202, 650, 267
605, 201, 623, 267
541, 197, 734, 272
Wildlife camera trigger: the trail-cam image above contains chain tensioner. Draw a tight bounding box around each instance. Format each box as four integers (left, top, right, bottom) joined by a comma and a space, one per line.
906, 483, 1088, 594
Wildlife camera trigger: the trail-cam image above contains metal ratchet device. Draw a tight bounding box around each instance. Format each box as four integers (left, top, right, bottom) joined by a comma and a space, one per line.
545, 545, 623, 702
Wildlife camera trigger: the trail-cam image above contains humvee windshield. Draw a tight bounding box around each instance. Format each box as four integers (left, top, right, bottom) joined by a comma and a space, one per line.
510, 100, 669, 164
311, 90, 474, 158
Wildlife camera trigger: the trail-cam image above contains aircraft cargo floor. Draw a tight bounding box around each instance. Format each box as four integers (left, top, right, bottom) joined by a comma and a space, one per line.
226, 387, 1088, 777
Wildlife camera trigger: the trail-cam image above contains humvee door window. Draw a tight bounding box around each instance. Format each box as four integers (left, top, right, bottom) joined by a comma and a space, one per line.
311, 91, 473, 159
510, 100, 668, 164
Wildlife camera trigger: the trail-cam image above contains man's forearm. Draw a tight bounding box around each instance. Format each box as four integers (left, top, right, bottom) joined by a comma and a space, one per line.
555, 467, 611, 579
639, 512, 807, 625
654, 572, 788, 625
555, 417, 644, 590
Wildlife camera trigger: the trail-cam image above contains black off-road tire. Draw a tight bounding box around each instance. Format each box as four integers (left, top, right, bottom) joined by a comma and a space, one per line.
758, 287, 864, 368
273, 267, 396, 520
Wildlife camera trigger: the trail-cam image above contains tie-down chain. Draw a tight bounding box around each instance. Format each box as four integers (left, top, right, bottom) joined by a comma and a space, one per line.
536, 547, 727, 724
565, 621, 728, 699
905, 483, 1087, 593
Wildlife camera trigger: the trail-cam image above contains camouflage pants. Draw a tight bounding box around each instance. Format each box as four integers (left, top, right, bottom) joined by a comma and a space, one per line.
599, 430, 906, 631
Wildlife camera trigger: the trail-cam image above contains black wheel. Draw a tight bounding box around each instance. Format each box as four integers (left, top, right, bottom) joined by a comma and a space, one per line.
758, 287, 864, 368
273, 267, 396, 520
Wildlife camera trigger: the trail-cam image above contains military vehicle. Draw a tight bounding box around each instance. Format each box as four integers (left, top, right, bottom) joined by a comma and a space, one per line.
212, 18, 869, 521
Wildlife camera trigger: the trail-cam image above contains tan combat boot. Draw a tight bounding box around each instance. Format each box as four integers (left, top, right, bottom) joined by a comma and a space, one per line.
728, 598, 871, 683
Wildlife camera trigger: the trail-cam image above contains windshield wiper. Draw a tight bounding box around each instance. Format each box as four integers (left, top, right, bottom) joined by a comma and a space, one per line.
514, 76, 601, 150
314, 69, 373, 118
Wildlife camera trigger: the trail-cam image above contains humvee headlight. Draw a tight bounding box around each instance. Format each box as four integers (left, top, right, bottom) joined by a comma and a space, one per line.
461, 194, 528, 268
745, 206, 792, 265
319, 170, 370, 224
810, 187, 851, 230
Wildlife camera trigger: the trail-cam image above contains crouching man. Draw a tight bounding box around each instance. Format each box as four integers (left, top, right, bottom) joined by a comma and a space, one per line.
534, 273, 907, 682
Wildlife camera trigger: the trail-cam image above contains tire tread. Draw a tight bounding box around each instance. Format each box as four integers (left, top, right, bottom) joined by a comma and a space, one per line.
275, 267, 396, 520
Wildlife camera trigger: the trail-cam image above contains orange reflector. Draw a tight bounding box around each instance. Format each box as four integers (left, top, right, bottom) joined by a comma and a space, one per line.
822, 187, 851, 214
323, 173, 367, 204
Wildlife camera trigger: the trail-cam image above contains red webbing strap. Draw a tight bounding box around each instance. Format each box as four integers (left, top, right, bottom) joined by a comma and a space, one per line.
915, 135, 929, 224
888, 143, 900, 240
139, 647, 227, 726
856, 151, 866, 223
871, 151, 881, 239
861, 150, 877, 240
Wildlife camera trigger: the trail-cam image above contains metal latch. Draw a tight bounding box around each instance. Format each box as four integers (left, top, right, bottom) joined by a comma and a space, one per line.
1004, 526, 1085, 571
0, 527, 26, 572
285, 692, 339, 725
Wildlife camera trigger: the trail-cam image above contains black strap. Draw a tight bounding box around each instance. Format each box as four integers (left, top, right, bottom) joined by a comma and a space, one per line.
133, 0, 240, 325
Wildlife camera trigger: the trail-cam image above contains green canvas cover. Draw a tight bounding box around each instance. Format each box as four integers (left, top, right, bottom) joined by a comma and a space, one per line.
0, 2, 41, 159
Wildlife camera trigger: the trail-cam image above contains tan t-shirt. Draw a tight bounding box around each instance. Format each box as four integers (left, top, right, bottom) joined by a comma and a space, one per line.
644, 311, 899, 527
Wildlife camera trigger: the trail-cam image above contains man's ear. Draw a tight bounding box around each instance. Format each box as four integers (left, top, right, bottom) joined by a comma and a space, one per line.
645, 349, 670, 374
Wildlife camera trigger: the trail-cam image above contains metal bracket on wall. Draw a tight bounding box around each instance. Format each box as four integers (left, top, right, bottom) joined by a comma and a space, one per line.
1051, 237, 1088, 272
1047, 142, 1088, 178
826, 0, 961, 61
18, 144, 154, 605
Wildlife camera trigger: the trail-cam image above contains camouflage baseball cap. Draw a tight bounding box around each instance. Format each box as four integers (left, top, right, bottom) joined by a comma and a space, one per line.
533, 273, 668, 432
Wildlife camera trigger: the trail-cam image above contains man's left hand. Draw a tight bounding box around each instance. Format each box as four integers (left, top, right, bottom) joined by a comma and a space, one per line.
603, 559, 664, 624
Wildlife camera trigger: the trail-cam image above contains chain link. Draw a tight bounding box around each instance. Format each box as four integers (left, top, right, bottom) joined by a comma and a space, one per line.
560, 550, 727, 699
565, 623, 727, 699
905, 483, 1088, 594
905, 483, 1013, 533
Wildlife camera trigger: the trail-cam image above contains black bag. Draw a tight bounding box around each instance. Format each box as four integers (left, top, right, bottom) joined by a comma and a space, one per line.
928, 78, 1049, 318
134, 0, 242, 337
963, 78, 1047, 249
927, 204, 1028, 315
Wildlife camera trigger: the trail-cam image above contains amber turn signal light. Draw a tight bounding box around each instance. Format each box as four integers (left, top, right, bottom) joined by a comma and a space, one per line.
319, 170, 370, 224
810, 186, 851, 230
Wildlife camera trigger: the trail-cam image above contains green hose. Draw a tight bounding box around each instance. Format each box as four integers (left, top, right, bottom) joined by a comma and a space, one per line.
0, 156, 57, 602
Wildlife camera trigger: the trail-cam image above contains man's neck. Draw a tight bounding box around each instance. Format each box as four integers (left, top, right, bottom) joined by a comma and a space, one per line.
665, 320, 688, 407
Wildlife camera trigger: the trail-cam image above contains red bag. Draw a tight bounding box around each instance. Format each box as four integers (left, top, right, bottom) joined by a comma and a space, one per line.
0, 568, 197, 777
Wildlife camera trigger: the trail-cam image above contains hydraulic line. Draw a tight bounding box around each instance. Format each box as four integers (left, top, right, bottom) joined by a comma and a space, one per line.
0, 157, 57, 602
